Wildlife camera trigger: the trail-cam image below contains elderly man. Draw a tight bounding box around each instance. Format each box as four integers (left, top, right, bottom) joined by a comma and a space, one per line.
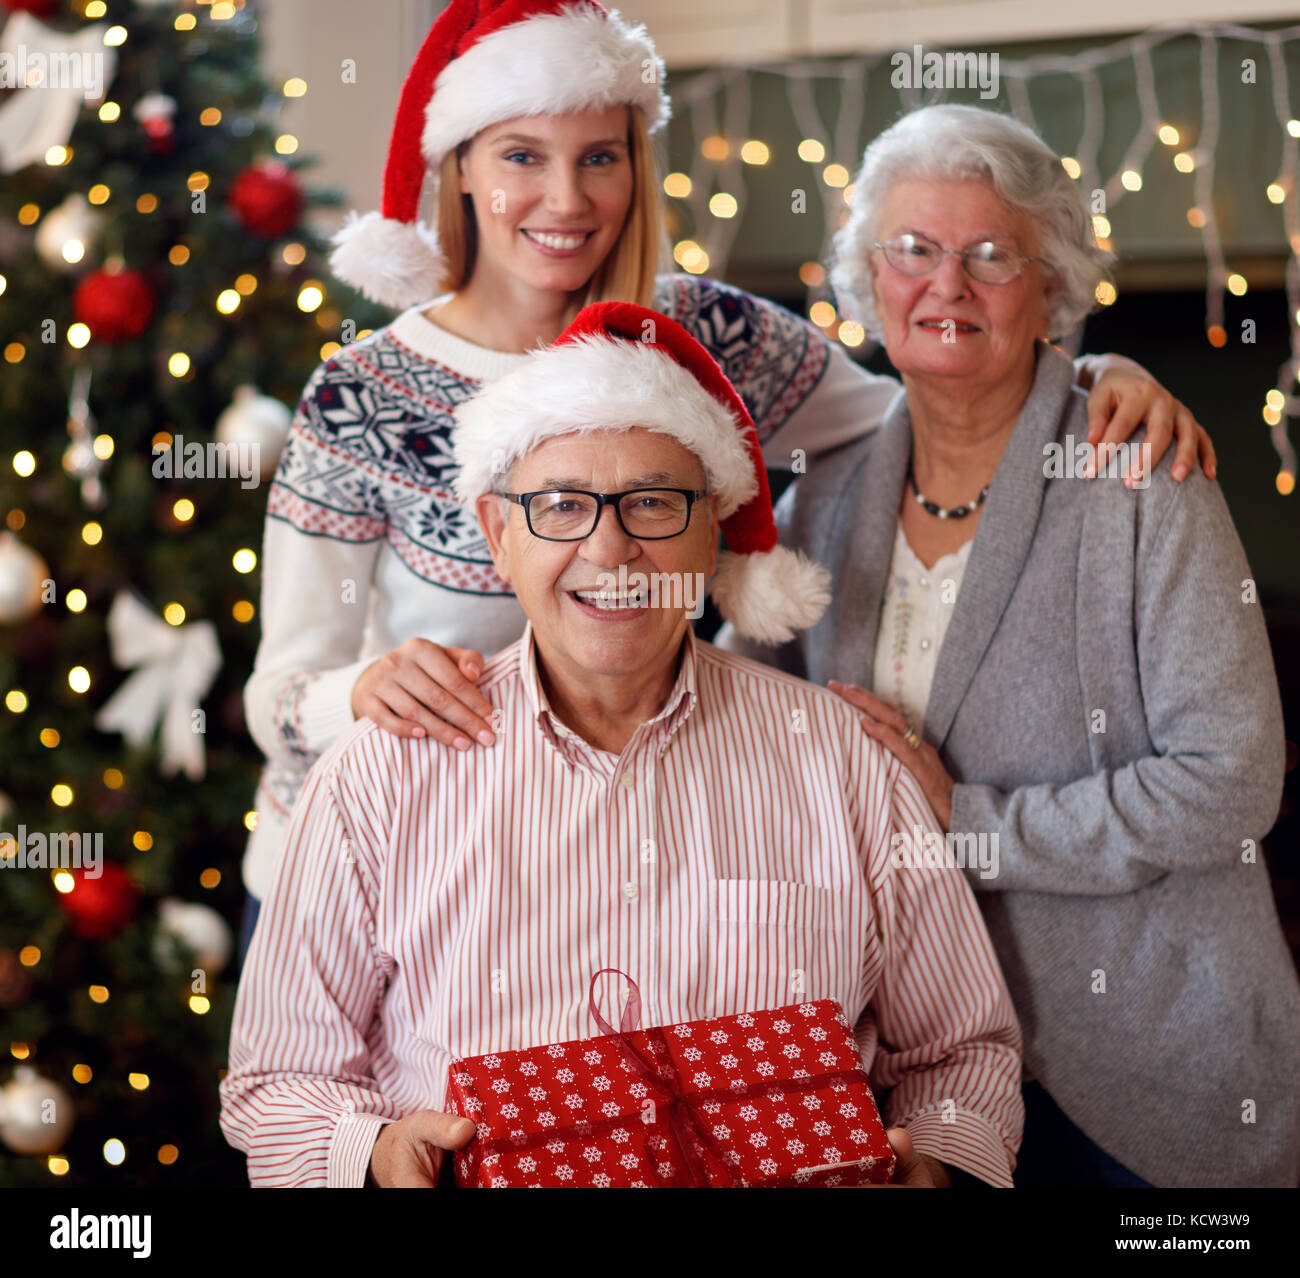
219, 303, 1023, 1189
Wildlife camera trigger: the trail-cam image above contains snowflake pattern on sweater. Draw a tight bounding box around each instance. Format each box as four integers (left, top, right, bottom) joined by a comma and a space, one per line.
266, 274, 829, 597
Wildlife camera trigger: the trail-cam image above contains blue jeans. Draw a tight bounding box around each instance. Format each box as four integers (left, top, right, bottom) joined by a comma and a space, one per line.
238, 892, 261, 967
1014, 1080, 1153, 1188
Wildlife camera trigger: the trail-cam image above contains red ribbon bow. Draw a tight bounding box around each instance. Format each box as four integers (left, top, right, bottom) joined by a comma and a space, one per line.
587, 967, 738, 1187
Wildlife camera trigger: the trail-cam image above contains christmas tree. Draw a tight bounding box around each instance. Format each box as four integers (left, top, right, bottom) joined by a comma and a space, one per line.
0, 0, 386, 1186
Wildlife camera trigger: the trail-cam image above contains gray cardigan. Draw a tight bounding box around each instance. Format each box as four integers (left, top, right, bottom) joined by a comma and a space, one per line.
719, 340, 1300, 1187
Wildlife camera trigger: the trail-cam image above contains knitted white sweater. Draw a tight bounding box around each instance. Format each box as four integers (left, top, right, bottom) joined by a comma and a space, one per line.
241, 273, 902, 897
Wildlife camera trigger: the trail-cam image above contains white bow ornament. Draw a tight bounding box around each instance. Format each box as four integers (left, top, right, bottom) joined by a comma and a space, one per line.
0, 14, 118, 174
94, 592, 222, 781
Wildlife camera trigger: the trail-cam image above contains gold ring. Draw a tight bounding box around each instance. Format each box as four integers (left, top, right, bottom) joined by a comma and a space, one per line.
902, 725, 921, 750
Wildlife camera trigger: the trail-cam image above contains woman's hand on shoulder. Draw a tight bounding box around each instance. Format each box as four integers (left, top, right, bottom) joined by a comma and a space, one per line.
351, 638, 496, 750
829, 680, 954, 830
1082, 356, 1216, 487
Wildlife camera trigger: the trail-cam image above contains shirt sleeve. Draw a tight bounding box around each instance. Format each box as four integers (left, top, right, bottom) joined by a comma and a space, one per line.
218, 729, 403, 1187
654, 273, 900, 467
950, 473, 1286, 896
854, 743, 1024, 1187
243, 358, 387, 768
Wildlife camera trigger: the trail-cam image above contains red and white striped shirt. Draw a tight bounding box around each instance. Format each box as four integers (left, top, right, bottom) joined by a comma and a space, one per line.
220, 624, 1023, 1187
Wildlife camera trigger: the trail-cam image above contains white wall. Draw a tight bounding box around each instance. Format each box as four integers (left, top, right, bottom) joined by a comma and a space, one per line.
801, 1, 1300, 61
260, 0, 1298, 227
260, 0, 439, 234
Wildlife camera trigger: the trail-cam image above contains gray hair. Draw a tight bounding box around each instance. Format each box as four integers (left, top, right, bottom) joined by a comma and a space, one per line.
830, 104, 1115, 341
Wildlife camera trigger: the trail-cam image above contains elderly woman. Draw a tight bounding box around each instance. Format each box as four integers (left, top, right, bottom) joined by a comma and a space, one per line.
718, 103, 1300, 1189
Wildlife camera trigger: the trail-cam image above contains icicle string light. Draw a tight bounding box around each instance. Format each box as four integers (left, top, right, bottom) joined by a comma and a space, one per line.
665, 22, 1300, 485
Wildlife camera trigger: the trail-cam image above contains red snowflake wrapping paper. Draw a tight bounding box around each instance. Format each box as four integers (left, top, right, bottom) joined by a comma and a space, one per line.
445, 979, 896, 1188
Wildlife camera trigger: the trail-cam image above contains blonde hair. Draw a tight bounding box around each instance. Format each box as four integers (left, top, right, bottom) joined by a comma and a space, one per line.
435, 104, 664, 308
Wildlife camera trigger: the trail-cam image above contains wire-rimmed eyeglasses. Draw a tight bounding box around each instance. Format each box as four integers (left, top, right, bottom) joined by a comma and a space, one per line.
501, 488, 708, 541
873, 232, 1046, 284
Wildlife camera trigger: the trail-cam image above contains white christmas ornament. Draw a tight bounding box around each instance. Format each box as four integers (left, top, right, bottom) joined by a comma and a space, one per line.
0, 1067, 74, 1156
0, 531, 49, 624
94, 592, 223, 781
34, 194, 105, 272
132, 92, 176, 128
215, 386, 293, 480
154, 899, 232, 977
0, 15, 117, 174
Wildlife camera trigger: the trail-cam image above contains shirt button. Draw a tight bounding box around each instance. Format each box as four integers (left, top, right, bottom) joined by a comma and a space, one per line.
919, 638, 931, 651
622, 881, 639, 900
918, 576, 929, 588
619, 771, 635, 789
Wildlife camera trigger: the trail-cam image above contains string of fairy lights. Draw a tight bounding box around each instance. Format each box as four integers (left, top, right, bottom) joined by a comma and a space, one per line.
661, 22, 1300, 495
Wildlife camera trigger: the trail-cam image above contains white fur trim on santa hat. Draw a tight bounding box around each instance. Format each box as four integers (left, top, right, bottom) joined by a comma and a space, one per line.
423, 6, 669, 168
329, 210, 445, 308
452, 334, 757, 513
711, 545, 831, 644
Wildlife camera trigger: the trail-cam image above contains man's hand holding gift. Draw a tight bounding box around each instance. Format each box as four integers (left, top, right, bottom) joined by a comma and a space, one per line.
366, 1110, 477, 1188
883, 1128, 944, 1187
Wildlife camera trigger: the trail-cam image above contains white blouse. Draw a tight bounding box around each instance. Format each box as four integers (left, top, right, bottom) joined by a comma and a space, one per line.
871, 522, 974, 733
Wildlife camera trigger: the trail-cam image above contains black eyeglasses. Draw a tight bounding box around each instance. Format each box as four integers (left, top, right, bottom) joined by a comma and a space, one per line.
873, 232, 1046, 284
501, 488, 708, 541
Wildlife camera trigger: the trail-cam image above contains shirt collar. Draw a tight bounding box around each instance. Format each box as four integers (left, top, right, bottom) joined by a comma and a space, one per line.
519, 619, 699, 760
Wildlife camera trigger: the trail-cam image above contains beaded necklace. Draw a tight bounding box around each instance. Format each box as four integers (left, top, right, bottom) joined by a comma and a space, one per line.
906, 465, 990, 520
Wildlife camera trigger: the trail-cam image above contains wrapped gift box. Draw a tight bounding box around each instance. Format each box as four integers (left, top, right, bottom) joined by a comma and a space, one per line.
446, 995, 895, 1188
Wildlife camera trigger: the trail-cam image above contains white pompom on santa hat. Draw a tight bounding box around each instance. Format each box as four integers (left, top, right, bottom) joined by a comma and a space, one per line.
452, 302, 832, 644
329, 0, 670, 308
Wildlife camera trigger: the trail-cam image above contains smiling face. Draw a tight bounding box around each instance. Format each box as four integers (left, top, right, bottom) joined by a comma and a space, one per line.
476, 427, 719, 692
457, 105, 635, 297
870, 177, 1053, 386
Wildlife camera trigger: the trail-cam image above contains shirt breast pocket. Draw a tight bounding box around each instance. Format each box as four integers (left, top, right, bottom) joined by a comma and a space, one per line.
706, 879, 846, 1015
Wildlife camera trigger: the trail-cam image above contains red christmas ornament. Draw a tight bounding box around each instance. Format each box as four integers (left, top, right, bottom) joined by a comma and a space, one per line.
134, 93, 177, 156
58, 861, 139, 941
73, 266, 154, 343
2, 2, 62, 16
140, 118, 175, 154
228, 160, 303, 237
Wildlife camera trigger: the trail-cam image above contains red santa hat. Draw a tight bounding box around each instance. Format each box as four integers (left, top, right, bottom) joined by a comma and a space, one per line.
452, 302, 831, 643
329, 0, 670, 308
